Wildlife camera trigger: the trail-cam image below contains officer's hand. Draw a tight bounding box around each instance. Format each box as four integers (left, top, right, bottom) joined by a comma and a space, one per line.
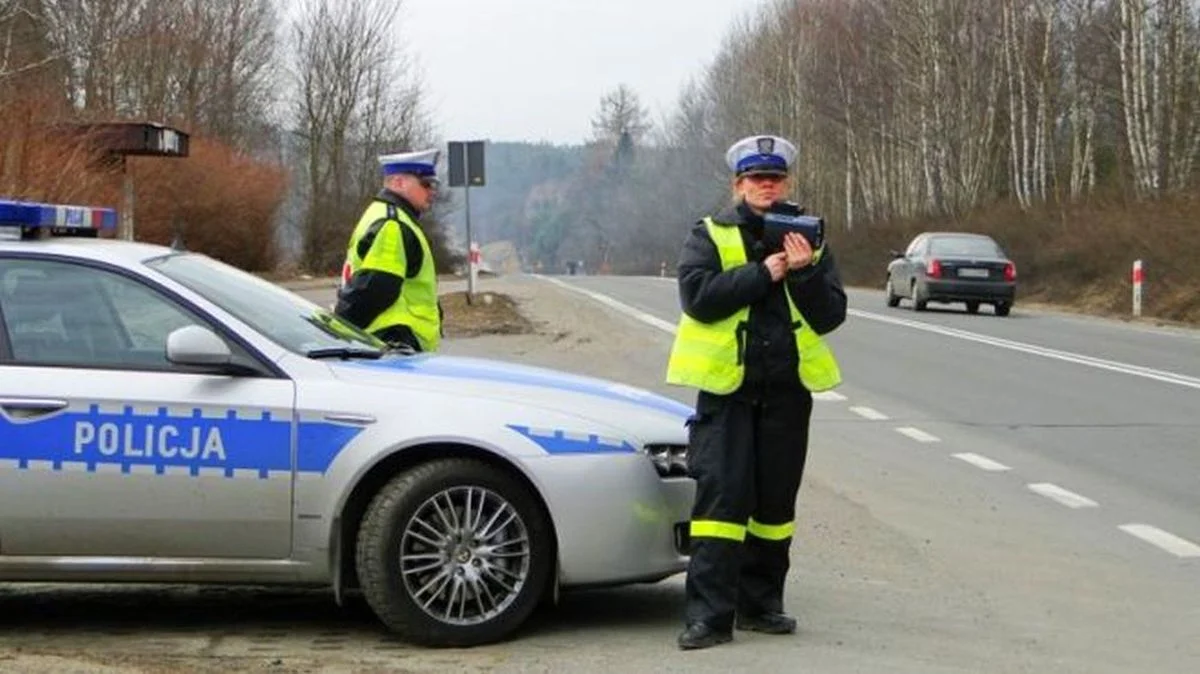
764, 252, 788, 282
784, 232, 813, 270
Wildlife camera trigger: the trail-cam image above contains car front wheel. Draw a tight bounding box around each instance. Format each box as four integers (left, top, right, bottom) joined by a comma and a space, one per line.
356, 458, 553, 647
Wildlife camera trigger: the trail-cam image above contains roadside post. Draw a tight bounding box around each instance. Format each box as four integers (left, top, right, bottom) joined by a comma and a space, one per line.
469, 242, 481, 295
448, 140, 487, 302
1132, 259, 1144, 317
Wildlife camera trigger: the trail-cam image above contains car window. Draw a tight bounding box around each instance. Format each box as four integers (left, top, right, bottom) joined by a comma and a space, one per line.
928, 237, 1001, 257
905, 236, 925, 257
1, 258, 223, 370
145, 252, 386, 356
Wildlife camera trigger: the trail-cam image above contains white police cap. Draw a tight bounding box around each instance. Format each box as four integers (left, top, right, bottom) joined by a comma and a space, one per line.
725, 135, 797, 176
378, 148, 439, 177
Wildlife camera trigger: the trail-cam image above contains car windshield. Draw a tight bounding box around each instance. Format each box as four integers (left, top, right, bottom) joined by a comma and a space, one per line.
928, 237, 1002, 257
145, 253, 388, 357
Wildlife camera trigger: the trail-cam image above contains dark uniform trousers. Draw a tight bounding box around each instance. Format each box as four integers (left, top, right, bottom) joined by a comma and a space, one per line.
684, 385, 813, 630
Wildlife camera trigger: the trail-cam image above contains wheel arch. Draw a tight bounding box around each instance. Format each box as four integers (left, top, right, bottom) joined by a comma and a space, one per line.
330, 442, 560, 603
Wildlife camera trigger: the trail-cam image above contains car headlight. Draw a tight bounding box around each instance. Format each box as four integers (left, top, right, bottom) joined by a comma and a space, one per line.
643, 443, 688, 478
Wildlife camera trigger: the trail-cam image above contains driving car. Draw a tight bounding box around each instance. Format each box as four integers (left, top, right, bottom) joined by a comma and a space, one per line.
885, 232, 1017, 316
0, 199, 695, 647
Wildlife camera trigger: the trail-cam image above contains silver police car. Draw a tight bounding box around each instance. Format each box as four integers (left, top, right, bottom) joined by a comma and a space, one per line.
0, 200, 694, 647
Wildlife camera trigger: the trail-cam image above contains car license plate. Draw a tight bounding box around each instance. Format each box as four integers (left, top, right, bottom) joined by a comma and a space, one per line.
958, 268, 989, 278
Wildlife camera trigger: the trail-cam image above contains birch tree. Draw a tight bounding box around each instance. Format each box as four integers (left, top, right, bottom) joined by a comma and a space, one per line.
1001, 0, 1059, 207
1116, 0, 1200, 195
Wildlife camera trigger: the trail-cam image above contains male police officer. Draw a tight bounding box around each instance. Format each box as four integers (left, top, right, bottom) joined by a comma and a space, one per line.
666, 135, 847, 650
335, 149, 442, 352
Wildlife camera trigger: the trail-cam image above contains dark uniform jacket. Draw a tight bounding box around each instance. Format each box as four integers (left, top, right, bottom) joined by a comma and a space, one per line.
334, 189, 439, 349
677, 200, 847, 398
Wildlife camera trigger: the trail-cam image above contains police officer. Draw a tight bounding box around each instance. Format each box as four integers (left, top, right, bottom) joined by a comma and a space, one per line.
335, 149, 443, 352
666, 134, 847, 650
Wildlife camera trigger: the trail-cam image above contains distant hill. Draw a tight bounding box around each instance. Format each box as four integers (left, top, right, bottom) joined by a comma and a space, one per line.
437, 141, 586, 253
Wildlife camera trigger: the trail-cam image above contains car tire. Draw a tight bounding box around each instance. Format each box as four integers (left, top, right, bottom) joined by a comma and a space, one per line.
355, 458, 552, 647
911, 282, 928, 311
966, 301, 980, 314
995, 302, 1012, 317
885, 278, 900, 307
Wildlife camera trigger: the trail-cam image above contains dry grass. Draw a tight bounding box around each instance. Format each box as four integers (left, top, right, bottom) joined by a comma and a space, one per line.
440, 290, 535, 338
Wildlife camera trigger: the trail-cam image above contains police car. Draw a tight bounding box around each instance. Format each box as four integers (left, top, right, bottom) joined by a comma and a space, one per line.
0, 199, 694, 647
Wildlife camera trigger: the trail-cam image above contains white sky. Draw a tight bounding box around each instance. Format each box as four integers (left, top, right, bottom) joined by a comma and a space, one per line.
397, 0, 764, 146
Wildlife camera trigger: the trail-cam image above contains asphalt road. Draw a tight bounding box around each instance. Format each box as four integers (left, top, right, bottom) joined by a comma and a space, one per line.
4, 274, 1196, 673
540, 273, 1200, 672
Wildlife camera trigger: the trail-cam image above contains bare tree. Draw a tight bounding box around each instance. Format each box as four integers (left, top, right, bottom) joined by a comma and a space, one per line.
1115, 0, 1200, 196
1001, 0, 1059, 208
290, 0, 432, 272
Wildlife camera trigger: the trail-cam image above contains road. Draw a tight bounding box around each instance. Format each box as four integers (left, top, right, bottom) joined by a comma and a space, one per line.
3, 274, 1196, 673
537, 273, 1200, 672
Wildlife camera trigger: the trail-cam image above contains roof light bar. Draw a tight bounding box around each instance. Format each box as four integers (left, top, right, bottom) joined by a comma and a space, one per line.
0, 199, 118, 240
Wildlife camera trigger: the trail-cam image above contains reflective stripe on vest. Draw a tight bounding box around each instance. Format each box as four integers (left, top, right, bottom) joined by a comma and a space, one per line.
665, 217, 841, 393
342, 201, 441, 351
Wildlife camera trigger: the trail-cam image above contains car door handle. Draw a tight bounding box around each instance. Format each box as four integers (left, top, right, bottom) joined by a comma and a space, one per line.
0, 397, 69, 420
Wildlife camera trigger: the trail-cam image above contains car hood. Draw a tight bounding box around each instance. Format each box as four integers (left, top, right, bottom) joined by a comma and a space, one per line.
327, 353, 694, 442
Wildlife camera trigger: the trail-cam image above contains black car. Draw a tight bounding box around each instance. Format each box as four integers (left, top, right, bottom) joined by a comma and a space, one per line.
885, 232, 1016, 316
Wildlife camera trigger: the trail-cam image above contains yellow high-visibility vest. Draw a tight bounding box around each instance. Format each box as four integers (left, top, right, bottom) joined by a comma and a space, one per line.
341, 200, 440, 351
665, 217, 841, 393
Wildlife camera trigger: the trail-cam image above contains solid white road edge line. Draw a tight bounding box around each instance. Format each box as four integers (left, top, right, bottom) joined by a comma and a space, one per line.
952, 453, 1012, 472
536, 276, 852, 404
1118, 524, 1200, 558
537, 275, 676, 334
849, 308, 1200, 391
1027, 483, 1099, 509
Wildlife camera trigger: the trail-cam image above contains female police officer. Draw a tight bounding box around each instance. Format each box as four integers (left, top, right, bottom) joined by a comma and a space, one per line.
666, 135, 847, 650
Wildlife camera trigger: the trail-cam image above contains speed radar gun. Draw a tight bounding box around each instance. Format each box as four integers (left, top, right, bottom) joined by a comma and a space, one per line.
763, 201, 824, 252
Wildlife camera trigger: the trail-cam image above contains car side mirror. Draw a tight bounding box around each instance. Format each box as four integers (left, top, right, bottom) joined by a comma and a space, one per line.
166, 325, 232, 367
890, 249, 905, 259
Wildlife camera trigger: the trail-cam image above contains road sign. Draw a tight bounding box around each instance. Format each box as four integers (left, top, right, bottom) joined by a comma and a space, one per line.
447, 141, 486, 187
448, 140, 487, 299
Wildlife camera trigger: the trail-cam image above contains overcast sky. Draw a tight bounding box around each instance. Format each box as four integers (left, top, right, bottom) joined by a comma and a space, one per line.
398, 0, 764, 146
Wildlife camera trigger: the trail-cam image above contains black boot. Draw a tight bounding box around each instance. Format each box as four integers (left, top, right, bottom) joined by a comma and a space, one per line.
736, 611, 797, 634
677, 622, 733, 650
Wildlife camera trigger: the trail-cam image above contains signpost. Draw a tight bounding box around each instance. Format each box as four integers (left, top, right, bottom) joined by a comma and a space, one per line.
448, 140, 486, 299
68, 122, 189, 241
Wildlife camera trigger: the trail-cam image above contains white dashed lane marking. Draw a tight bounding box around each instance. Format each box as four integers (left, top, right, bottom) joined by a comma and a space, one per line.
1028, 483, 1099, 509
1118, 524, 1200, 558
539, 277, 1200, 562
953, 453, 1012, 472
896, 427, 940, 443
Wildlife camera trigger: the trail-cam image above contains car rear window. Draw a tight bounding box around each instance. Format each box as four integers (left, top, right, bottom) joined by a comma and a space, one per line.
928, 237, 1001, 257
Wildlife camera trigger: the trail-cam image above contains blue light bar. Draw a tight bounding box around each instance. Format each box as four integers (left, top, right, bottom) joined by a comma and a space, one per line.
0, 199, 118, 233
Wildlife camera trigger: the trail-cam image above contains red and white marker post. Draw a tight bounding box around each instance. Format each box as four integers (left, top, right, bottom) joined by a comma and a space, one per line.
468, 241, 481, 298
1132, 259, 1144, 317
